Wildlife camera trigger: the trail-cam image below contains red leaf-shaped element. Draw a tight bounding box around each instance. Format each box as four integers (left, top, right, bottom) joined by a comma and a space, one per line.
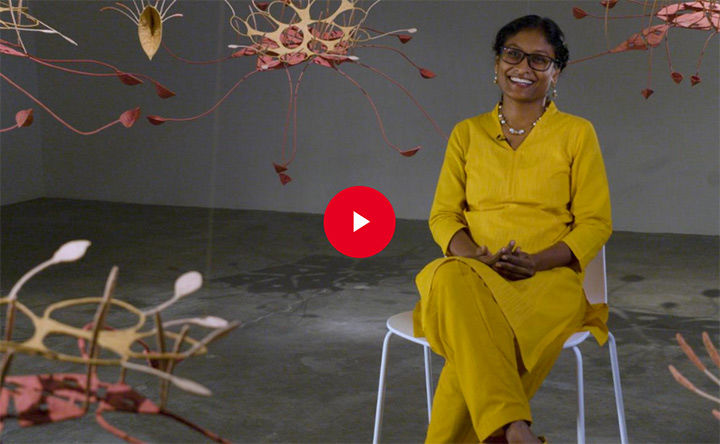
146, 115, 166, 125
641, 88, 654, 99
397, 34, 413, 44
278, 173, 292, 185
120, 107, 141, 128
400, 146, 421, 157
15, 109, 33, 127
419, 68, 436, 79
611, 25, 669, 53
117, 73, 143, 86
572, 7, 588, 19
600, 0, 618, 8
153, 82, 175, 99
690, 75, 701, 86
232, 48, 256, 57
312, 57, 333, 68
273, 163, 288, 173
670, 72, 683, 83
253, 1, 269, 10
0, 42, 28, 57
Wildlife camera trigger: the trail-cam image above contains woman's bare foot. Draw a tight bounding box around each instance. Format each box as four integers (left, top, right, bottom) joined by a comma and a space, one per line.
505, 421, 541, 444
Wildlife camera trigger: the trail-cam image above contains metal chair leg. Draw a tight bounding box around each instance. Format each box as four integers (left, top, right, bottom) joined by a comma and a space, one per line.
373, 330, 394, 444
572, 346, 586, 444
607, 332, 628, 444
423, 344, 433, 423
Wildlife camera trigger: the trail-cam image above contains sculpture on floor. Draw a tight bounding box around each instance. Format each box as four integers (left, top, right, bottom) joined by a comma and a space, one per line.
146, 0, 446, 184
668, 332, 720, 420
571, 1, 719, 98
0, 240, 238, 442
0, 0, 174, 134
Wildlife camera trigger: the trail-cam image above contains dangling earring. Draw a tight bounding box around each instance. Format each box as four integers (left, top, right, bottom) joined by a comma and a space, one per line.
493, 71, 498, 84
551, 82, 558, 100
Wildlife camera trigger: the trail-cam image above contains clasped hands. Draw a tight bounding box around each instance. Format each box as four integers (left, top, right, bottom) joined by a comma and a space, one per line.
471, 240, 536, 280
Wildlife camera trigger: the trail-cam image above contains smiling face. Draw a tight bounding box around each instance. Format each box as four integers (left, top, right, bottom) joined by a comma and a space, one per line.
495, 28, 560, 105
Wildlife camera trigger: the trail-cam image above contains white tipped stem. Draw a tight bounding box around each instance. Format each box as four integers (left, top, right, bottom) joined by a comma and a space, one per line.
121, 361, 212, 396
52, 240, 91, 263
142, 271, 202, 316
163, 316, 230, 329
365, 28, 418, 41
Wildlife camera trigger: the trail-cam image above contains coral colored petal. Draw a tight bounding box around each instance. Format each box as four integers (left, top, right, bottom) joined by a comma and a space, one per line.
397, 34, 413, 44
278, 173, 292, 185
0, 42, 27, 57
15, 109, 33, 127
670, 72, 683, 83
273, 163, 288, 173
572, 7, 587, 19
117, 73, 143, 86
400, 146, 421, 157
690, 75, 701, 86
600, 0, 618, 8
120, 107, 141, 127
232, 48, 256, 57
419, 68, 436, 79
641, 88, 654, 99
146, 115, 166, 125
312, 57, 333, 68
153, 82, 176, 98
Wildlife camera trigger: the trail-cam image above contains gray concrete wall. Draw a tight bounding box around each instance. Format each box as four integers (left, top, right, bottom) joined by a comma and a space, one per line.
1, 1, 718, 235
1, 32, 44, 204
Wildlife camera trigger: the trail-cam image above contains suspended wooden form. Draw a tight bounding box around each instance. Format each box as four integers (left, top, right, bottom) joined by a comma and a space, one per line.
101, 0, 183, 60
570, 0, 719, 98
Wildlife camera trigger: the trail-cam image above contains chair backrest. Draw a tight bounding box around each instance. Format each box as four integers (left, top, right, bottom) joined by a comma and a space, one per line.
583, 246, 607, 305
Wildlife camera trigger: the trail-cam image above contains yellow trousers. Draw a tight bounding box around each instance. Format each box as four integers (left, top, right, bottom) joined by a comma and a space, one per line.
418, 260, 569, 443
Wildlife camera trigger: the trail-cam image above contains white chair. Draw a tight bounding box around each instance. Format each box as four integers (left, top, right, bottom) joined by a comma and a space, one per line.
372, 247, 628, 444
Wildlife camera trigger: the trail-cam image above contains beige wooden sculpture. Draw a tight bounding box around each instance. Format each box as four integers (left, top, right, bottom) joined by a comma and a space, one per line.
101, 0, 183, 59
0, 240, 238, 442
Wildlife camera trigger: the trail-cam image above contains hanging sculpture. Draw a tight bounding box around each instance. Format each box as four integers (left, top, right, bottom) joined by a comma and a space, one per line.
571, 0, 719, 98
101, 0, 184, 60
0, 0, 175, 134
0, 240, 238, 442
144, 0, 446, 184
668, 332, 720, 421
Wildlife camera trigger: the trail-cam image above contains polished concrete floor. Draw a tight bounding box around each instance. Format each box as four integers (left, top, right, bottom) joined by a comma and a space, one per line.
0, 198, 718, 443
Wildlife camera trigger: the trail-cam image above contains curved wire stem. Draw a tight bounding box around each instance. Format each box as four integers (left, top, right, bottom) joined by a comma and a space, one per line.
355, 61, 447, 140
0, 72, 127, 135
332, 65, 418, 155
150, 69, 260, 122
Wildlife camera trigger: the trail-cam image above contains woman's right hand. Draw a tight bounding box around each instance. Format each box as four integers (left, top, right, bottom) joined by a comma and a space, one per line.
472, 240, 516, 266
449, 230, 516, 266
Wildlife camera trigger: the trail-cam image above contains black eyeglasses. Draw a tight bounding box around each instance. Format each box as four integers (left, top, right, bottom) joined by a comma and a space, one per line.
500, 46, 558, 71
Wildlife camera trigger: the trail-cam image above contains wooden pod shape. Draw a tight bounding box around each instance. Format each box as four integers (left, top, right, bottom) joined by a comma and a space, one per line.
138, 5, 162, 60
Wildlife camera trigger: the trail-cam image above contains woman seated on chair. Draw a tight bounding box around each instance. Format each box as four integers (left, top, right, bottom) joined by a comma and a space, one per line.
413, 15, 612, 443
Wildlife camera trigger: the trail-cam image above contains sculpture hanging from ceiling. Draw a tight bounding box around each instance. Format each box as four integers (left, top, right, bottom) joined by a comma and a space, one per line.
101, 0, 184, 60
668, 332, 720, 420
571, 0, 719, 98
0, 0, 174, 134
143, 0, 446, 184
0, 240, 238, 442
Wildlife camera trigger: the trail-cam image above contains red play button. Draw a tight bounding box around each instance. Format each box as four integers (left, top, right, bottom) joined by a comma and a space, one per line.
323, 186, 396, 258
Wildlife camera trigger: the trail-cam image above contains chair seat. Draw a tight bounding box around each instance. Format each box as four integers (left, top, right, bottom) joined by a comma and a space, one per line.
387, 311, 592, 350
386, 311, 428, 346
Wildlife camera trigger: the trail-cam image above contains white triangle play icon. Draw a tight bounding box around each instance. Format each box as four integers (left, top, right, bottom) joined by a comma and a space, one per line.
353, 211, 370, 232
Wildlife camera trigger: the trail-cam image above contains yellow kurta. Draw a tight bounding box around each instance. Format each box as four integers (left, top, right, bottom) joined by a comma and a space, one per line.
414, 101, 612, 374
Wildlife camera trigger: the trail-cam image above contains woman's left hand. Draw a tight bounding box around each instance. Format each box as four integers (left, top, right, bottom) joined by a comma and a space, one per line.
493, 247, 537, 280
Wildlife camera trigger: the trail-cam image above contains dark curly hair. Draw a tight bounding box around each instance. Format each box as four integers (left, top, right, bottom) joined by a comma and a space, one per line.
492, 15, 569, 71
